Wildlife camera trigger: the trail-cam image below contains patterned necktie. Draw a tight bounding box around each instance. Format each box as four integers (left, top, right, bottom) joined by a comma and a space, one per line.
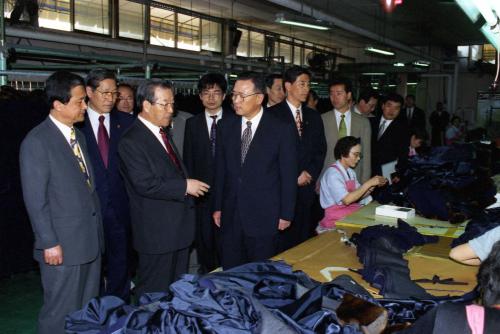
241, 121, 252, 165
378, 120, 387, 140
159, 128, 182, 173
70, 128, 91, 187
97, 115, 109, 168
295, 109, 302, 137
407, 108, 413, 121
338, 114, 347, 138
209, 115, 217, 157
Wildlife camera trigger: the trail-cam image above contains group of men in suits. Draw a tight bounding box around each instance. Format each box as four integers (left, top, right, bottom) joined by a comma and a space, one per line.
20, 66, 421, 333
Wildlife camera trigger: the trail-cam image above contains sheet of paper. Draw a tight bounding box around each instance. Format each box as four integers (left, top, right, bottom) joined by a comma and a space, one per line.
381, 160, 397, 184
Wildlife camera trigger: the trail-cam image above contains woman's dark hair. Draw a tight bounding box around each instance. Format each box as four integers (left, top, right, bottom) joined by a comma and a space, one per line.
334, 136, 361, 160
477, 240, 500, 307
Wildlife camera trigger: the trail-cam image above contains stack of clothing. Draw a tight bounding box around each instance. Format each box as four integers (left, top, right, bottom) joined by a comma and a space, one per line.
376, 143, 496, 223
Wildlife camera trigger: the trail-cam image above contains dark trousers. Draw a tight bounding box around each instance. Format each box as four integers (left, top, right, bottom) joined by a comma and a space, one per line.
136, 247, 189, 299
278, 185, 315, 252
10, 0, 39, 26
102, 208, 130, 302
38, 256, 101, 334
221, 210, 279, 270
194, 201, 220, 273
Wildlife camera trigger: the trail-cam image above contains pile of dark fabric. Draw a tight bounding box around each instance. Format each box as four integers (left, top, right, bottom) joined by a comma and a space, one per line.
451, 207, 500, 247
66, 261, 475, 334
350, 220, 439, 299
375, 144, 496, 223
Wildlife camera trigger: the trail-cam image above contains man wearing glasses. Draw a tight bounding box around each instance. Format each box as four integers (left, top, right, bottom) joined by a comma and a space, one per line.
116, 83, 135, 115
183, 73, 237, 273
213, 72, 297, 269
78, 68, 134, 302
119, 79, 209, 297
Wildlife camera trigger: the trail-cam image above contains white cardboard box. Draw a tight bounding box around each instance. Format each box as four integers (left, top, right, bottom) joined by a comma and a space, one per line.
375, 205, 415, 219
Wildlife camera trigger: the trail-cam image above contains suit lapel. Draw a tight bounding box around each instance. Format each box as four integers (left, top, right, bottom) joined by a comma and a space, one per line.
108, 112, 121, 170
242, 112, 268, 166
351, 112, 361, 136
82, 114, 106, 170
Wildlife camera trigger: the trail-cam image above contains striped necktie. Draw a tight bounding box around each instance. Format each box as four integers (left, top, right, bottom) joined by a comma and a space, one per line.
241, 121, 252, 165
70, 128, 91, 186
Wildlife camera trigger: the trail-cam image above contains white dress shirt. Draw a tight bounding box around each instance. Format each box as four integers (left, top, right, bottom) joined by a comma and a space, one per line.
87, 105, 110, 140
286, 99, 302, 121
205, 108, 223, 136
334, 109, 351, 136
241, 107, 264, 140
138, 115, 168, 152
49, 114, 89, 168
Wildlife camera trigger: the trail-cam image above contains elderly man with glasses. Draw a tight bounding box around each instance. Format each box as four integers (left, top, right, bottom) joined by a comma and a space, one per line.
213, 72, 298, 269
77, 68, 134, 302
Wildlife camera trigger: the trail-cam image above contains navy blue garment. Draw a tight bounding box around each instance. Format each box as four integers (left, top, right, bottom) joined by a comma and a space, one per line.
451, 207, 500, 248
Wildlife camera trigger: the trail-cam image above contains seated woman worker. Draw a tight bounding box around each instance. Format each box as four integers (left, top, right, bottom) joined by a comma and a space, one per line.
318, 136, 387, 231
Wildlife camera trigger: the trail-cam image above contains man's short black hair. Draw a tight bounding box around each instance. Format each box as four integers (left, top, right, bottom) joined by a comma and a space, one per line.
283, 66, 311, 86
118, 83, 134, 91
198, 72, 227, 93
478, 240, 500, 307
358, 89, 379, 103
383, 92, 404, 106
235, 72, 265, 94
136, 79, 174, 111
334, 136, 361, 160
45, 71, 85, 108
406, 94, 415, 100
265, 73, 283, 89
328, 77, 353, 94
85, 68, 117, 90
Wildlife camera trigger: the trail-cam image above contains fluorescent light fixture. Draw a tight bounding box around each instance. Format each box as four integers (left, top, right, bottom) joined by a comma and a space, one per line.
275, 13, 330, 31
473, 0, 498, 27
407, 82, 418, 86
413, 60, 430, 67
362, 72, 386, 76
393, 62, 405, 67
388, 84, 397, 87
229, 74, 238, 78
371, 82, 380, 86
365, 46, 395, 56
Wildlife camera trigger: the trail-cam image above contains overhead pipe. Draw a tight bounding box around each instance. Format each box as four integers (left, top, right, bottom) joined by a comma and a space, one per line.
265, 0, 442, 63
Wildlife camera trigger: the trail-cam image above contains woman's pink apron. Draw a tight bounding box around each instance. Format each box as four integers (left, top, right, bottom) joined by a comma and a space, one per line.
319, 164, 361, 229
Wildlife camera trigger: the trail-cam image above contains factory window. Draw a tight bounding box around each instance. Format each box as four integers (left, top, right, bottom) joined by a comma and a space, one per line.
177, 13, 200, 51
201, 20, 221, 52
280, 42, 292, 64
150, 7, 175, 48
37, 0, 72, 31
294, 43, 302, 65
237, 29, 249, 57
118, 0, 145, 40
74, 0, 110, 34
250, 31, 265, 58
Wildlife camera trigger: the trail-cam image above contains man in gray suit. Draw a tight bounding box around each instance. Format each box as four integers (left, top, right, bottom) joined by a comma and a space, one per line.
321, 78, 371, 182
19, 71, 104, 334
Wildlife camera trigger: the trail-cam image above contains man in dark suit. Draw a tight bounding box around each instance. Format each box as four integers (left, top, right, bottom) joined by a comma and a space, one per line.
213, 72, 298, 269
183, 73, 236, 273
371, 93, 410, 178
119, 79, 209, 297
399, 94, 426, 130
20, 71, 104, 334
77, 68, 134, 301
268, 66, 326, 248
116, 83, 135, 115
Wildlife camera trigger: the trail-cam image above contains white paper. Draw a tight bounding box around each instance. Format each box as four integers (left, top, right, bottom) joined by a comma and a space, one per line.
381, 160, 397, 184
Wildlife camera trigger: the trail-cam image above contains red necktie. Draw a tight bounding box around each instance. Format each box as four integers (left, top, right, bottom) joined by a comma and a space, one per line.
159, 128, 182, 173
97, 115, 109, 168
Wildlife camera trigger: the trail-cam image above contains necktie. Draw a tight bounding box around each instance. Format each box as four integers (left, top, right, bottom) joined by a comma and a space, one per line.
241, 121, 252, 165
97, 115, 109, 168
295, 109, 302, 137
338, 114, 347, 138
70, 128, 91, 187
378, 120, 386, 140
407, 108, 413, 122
209, 115, 217, 157
159, 128, 182, 173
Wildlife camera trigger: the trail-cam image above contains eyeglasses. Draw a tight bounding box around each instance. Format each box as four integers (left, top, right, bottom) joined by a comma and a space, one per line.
152, 101, 175, 109
349, 151, 363, 158
201, 91, 223, 98
95, 89, 119, 98
231, 91, 262, 101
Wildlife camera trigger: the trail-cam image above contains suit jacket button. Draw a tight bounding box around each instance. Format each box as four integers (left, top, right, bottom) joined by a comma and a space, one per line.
92, 212, 96, 216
